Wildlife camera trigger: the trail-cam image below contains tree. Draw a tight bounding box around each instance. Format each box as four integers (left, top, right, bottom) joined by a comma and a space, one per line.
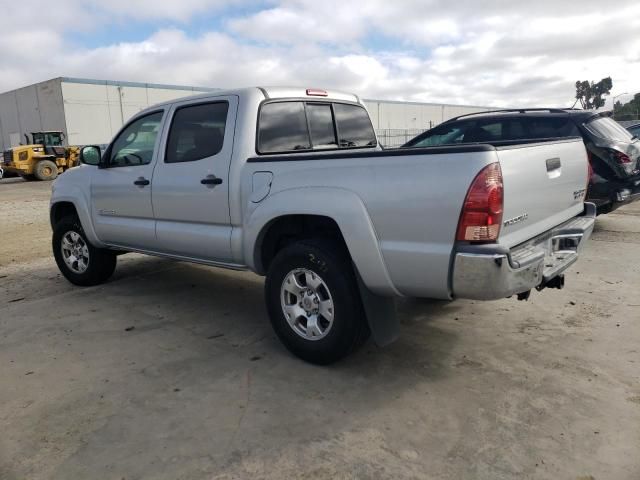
614, 93, 640, 121
575, 77, 612, 110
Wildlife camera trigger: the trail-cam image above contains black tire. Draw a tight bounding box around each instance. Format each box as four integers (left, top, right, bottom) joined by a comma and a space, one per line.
34, 160, 58, 181
265, 239, 370, 365
52, 216, 117, 286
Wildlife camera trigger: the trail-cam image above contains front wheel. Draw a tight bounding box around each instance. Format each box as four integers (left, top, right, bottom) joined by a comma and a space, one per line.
265, 239, 369, 364
34, 160, 58, 181
52, 216, 117, 286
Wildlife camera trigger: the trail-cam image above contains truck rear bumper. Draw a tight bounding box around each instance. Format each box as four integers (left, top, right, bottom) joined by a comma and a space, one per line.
452, 203, 596, 300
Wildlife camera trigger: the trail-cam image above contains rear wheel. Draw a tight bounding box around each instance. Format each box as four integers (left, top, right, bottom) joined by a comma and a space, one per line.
34, 160, 58, 181
52, 216, 117, 286
265, 239, 369, 364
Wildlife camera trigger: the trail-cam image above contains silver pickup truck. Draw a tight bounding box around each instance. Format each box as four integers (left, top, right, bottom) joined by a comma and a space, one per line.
50, 87, 596, 364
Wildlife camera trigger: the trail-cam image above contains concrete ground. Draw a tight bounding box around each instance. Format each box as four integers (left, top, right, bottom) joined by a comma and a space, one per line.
1, 179, 639, 480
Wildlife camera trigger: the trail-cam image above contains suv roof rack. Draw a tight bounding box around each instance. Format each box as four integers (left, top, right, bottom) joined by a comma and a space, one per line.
444, 108, 582, 123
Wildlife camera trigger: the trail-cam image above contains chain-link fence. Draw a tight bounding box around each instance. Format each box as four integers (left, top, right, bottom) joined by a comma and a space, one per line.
376, 128, 428, 148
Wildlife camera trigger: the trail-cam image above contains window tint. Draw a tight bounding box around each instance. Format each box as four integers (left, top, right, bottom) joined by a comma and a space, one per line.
110, 111, 163, 167
334, 104, 377, 147
166, 102, 228, 163
584, 117, 634, 142
462, 121, 500, 142
307, 104, 337, 149
525, 117, 580, 139
258, 102, 311, 153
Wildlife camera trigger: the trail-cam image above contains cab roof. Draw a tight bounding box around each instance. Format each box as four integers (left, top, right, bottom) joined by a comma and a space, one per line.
136, 86, 361, 114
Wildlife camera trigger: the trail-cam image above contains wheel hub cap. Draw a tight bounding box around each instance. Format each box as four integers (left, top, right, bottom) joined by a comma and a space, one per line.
280, 269, 334, 341
61, 231, 90, 274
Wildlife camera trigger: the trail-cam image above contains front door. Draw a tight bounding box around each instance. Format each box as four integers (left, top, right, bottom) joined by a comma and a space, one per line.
91, 110, 165, 249
151, 97, 237, 262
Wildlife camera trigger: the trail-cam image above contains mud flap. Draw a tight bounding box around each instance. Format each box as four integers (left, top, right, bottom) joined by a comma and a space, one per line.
355, 269, 398, 346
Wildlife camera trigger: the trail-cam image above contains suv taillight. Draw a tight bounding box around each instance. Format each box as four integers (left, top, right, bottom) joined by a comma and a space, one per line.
608, 148, 638, 176
456, 162, 504, 243
609, 149, 632, 164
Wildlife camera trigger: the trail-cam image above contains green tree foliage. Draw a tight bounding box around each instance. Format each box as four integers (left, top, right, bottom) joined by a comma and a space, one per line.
575, 77, 613, 109
614, 93, 640, 121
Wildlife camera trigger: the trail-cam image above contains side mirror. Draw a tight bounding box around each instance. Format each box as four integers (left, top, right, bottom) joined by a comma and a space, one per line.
80, 146, 101, 166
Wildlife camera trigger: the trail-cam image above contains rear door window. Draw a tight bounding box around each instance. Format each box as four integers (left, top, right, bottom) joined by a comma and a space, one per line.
165, 102, 228, 163
333, 104, 377, 148
462, 121, 501, 142
525, 117, 580, 139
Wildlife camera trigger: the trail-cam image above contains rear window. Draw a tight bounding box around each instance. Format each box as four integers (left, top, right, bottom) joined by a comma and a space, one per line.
333, 104, 377, 148
307, 103, 337, 149
257, 101, 376, 154
258, 102, 311, 153
584, 117, 635, 142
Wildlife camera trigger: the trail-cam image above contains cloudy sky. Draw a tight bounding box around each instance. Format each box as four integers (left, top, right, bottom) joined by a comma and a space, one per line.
1, 0, 639, 107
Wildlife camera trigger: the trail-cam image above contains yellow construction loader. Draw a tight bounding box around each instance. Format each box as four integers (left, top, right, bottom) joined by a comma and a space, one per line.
2, 131, 80, 181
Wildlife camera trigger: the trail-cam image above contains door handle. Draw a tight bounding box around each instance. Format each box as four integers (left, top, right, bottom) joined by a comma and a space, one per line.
201, 175, 223, 186
134, 177, 150, 186
546, 158, 561, 172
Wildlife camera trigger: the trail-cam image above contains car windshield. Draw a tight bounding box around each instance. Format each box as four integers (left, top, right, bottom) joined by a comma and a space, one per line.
584, 117, 634, 142
405, 123, 467, 147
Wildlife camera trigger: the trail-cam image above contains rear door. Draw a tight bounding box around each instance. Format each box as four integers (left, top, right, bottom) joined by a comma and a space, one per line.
91, 110, 165, 249
151, 96, 238, 262
497, 138, 589, 248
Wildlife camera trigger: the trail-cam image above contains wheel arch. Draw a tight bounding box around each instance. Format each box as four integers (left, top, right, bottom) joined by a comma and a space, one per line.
50, 194, 105, 248
50, 201, 78, 228
245, 187, 399, 297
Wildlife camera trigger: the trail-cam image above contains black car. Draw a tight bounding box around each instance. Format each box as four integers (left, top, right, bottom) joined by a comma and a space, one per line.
403, 109, 640, 213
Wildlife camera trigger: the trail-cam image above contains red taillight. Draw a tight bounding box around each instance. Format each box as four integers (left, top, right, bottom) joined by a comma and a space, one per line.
456, 162, 504, 243
609, 149, 632, 164
306, 88, 328, 97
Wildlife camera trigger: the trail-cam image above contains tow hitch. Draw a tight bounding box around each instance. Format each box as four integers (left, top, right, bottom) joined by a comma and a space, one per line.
538, 274, 565, 291
516, 274, 565, 301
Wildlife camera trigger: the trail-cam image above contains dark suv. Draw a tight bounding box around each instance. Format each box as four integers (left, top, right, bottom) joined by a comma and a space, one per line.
403, 109, 640, 213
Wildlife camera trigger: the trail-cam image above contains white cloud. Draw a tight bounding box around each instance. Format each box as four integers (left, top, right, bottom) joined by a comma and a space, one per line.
0, 0, 639, 108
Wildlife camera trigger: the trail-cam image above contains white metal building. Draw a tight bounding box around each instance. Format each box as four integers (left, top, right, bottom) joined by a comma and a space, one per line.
0, 77, 491, 150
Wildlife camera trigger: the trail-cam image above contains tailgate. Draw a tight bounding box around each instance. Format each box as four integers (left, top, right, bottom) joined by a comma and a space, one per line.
497, 138, 589, 248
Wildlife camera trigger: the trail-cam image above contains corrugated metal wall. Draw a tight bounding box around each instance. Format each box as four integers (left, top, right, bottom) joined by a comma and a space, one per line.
61, 79, 218, 146
0, 78, 66, 151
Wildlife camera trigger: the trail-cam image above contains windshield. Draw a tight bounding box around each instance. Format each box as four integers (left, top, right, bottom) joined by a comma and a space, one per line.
32, 132, 63, 145
584, 117, 634, 143
405, 123, 467, 147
